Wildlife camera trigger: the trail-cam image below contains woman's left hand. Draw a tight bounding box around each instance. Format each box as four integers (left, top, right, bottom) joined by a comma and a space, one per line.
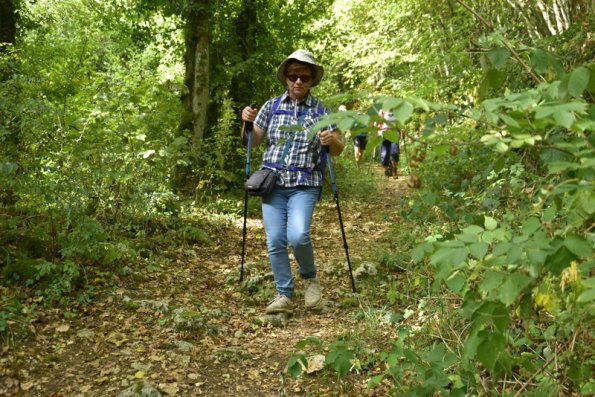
317, 129, 344, 156
317, 129, 335, 146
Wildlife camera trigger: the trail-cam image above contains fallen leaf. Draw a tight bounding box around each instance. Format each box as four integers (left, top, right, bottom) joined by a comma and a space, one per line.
76, 328, 95, 339
107, 331, 128, 347
95, 376, 109, 384
158, 383, 179, 396
55, 324, 70, 333
134, 371, 145, 379
20, 382, 34, 391
80, 385, 92, 393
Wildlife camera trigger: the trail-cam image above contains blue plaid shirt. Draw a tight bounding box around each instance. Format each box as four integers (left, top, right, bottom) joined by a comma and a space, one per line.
254, 91, 331, 188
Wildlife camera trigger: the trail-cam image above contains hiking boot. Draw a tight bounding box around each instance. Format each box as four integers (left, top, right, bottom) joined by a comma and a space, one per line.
266, 294, 293, 314
304, 277, 322, 308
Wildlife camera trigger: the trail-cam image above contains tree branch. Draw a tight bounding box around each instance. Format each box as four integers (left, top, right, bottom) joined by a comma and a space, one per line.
454, 0, 542, 84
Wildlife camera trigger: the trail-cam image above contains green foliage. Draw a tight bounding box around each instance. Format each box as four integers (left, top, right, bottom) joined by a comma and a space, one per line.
397, 63, 594, 393
325, 340, 355, 377
292, 46, 593, 397
0, 0, 204, 315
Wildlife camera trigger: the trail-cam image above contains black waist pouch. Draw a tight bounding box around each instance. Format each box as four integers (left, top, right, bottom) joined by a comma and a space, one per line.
245, 168, 278, 196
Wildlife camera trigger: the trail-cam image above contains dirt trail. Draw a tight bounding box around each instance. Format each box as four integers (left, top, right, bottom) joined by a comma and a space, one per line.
1, 169, 409, 397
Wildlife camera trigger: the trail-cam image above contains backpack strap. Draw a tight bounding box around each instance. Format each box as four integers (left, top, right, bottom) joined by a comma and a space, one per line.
266, 95, 283, 126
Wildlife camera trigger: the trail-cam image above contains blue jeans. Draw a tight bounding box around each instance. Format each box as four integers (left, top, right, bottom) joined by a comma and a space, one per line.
262, 186, 320, 298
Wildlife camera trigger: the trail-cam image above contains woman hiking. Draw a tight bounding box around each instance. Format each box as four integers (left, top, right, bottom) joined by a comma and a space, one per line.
241, 50, 344, 315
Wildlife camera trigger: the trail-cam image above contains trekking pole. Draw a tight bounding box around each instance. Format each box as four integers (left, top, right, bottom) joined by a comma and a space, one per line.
240, 103, 257, 283
324, 147, 357, 293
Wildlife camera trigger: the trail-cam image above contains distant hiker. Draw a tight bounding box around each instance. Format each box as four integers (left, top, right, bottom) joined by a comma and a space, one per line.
240, 50, 344, 315
380, 139, 399, 177
339, 105, 368, 163
353, 132, 368, 163
377, 109, 399, 177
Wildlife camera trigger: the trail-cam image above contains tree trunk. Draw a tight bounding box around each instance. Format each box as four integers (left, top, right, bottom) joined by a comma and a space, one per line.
180, 0, 210, 145
0, 0, 17, 52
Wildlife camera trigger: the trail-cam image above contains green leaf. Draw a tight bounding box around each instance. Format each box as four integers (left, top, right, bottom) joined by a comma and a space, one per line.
458, 233, 479, 243
422, 192, 438, 205
172, 136, 187, 146
463, 225, 485, 235
411, 242, 433, 263
411, 245, 426, 263
556, 102, 588, 112
484, 216, 498, 230
337, 118, 355, 133
563, 235, 592, 257
506, 244, 523, 264
495, 141, 509, 152
487, 47, 510, 70
382, 97, 404, 110
510, 138, 525, 149
568, 67, 590, 98
446, 272, 466, 294
483, 69, 506, 90
295, 336, 323, 349
469, 242, 489, 260
462, 331, 481, 360
325, 347, 354, 377
392, 101, 414, 124
579, 191, 595, 214
542, 205, 557, 222
577, 288, 595, 303
430, 247, 468, 267
491, 303, 511, 333
479, 270, 505, 294
534, 105, 556, 119
482, 228, 508, 244
472, 301, 510, 332
477, 331, 507, 373
530, 48, 549, 74
405, 96, 430, 111
354, 114, 371, 128
368, 374, 385, 388
546, 245, 577, 276
499, 114, 520, 128
286, 354, 307, 378
548, 161, 580, 173
498, 272, 532, 306
553, 110, 575, 128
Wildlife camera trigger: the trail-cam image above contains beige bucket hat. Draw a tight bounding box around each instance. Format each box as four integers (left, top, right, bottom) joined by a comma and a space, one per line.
276, 49, 324, 87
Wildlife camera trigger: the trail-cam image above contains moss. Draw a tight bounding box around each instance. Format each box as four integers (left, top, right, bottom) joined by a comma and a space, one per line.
177, 309, 201, 319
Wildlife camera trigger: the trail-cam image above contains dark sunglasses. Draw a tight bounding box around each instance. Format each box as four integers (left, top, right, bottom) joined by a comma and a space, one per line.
287, 74, 312, 83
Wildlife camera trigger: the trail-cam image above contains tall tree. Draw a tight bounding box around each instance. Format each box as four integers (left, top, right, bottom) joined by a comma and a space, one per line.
505, 0, 593, 38
180, 0, 210, 144
0, 0, 17, 52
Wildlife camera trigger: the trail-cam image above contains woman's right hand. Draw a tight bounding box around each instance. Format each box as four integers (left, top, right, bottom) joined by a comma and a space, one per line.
242, 106, 257, 123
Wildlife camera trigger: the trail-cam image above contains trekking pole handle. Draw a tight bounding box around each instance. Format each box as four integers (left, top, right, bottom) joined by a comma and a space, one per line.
242, 103, 257, 146
245, 103, 257, 131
